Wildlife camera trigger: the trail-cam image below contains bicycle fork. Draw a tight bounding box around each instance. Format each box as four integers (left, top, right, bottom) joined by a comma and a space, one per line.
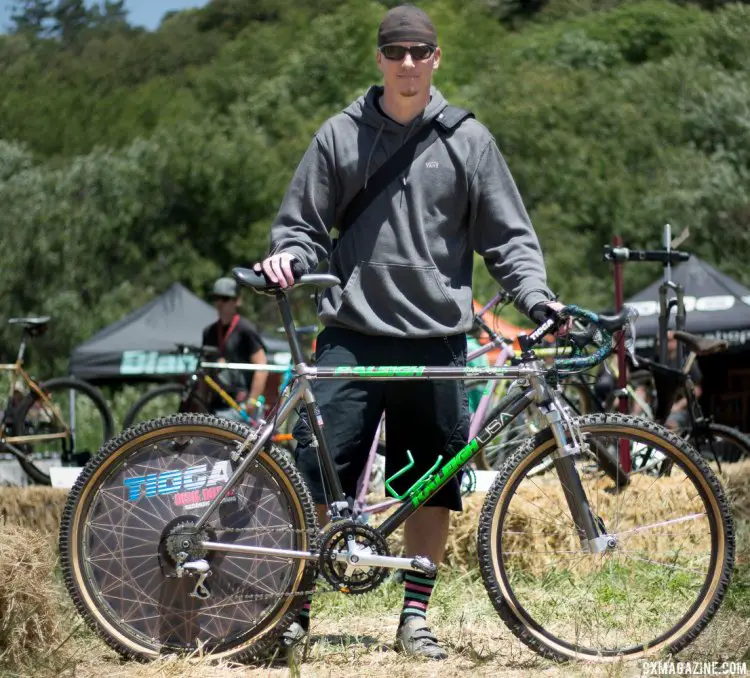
537, 385, 615, 555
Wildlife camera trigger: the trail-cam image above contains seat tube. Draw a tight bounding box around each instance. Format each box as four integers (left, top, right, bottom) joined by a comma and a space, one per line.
274, 293, 350, 512
300, 386, 349, 509
675, 284, 686, 367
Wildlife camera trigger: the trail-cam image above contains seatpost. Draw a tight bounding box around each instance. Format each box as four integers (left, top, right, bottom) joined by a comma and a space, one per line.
658, 283, 669, 365
275, 293, 307, 365
658, 224, 672, 365
16, 334, 27, 364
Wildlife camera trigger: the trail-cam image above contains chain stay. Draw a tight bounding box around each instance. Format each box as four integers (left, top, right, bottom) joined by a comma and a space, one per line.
175, 523, 341, 602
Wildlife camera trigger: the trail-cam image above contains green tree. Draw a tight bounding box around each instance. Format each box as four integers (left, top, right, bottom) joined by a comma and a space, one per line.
51, 0, 90, 46
9, 0, 53, 36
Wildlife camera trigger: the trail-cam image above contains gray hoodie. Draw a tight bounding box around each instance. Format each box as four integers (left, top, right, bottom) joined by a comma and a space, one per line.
269, 85, 554, 337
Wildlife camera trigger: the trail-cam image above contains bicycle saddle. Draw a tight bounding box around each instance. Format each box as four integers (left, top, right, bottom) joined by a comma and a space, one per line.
8, 316, 51, 328
174, 343, 219, 358
673, 331, 728, 356
233, 265, 340, 293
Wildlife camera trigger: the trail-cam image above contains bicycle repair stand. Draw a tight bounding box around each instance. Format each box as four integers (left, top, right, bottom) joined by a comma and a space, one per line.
603, 224, 691, 472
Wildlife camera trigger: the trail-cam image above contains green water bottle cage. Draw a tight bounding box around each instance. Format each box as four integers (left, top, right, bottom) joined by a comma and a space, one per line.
384, 451, 443, 501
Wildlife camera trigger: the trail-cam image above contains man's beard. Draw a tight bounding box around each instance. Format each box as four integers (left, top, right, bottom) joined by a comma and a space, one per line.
399, 85, 420, 97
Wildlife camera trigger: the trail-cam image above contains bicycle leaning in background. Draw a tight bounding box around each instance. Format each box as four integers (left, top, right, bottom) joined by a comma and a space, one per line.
121, 343, 298, 448
59, 268, 735, 664
1, 317, 113, 484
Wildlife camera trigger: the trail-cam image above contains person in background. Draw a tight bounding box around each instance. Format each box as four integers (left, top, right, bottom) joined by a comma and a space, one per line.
465, 323, 490, 413
202, 277, 268, 419
663, 330, 702, 429
631, 330, 702, 429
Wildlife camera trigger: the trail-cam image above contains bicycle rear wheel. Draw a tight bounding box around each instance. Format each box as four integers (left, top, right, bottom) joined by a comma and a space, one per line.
59, 414, 319, 661
13, 377, 114, 485
478, 413, 734, 661
688, 422, 750, 464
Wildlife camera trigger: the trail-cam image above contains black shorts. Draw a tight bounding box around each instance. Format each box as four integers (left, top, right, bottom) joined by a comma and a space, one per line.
293, 327, 470, 512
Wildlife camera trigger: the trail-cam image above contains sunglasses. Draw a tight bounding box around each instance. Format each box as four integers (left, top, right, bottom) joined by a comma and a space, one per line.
213, 296, 235, 303
379, 44, 435, 62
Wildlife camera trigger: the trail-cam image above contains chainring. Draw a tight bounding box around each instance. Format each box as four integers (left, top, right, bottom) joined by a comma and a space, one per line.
319, 520, 390, 595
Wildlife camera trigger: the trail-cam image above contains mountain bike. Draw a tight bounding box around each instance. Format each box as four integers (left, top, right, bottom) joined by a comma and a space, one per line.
1, 317, 114, 484
604, 239, 750, 469
59, 269, 735, 663
632, 332, 750, 471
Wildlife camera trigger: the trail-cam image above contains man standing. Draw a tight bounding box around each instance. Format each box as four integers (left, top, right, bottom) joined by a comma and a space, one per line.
258, 4, 564, 660
202, 277, 268, 418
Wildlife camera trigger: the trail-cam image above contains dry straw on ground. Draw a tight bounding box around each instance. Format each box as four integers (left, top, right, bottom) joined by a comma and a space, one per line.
0, 487, 68, 532
0, 525, 62, 670
0, 460, 747, 678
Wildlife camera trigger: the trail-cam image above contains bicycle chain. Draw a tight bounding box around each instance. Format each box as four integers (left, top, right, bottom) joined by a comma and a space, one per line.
193, 523, 347, 602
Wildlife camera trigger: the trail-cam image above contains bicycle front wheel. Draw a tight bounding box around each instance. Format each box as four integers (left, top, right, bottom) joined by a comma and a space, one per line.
13, 377, 114, 485
478, 413, 734, 661
59, 414, 319, 661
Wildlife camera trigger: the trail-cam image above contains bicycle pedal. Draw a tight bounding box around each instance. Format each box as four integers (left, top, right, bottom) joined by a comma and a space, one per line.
409, 556, 437, 577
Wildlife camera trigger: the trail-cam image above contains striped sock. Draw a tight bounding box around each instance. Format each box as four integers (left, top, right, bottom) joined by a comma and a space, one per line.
400, 571, 436, 625
298, 592, 313, 631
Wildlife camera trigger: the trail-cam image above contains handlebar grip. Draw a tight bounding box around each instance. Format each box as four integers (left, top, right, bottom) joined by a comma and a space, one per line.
518, 306, 560, 353
234, 257, 307, 290
529, 303, 553, 325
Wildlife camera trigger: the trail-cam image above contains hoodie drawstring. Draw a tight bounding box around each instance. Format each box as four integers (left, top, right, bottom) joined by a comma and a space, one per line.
364, 123, 385, 190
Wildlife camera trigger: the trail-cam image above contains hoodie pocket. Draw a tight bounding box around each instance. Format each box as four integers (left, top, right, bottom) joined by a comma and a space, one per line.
336, 261, 463, 334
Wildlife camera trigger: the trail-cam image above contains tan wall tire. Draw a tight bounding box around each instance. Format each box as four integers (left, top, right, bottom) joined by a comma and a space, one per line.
59, 413, 319, 662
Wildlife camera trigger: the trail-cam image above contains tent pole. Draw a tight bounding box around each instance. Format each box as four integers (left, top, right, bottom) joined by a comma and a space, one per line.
612, 235, 631, 473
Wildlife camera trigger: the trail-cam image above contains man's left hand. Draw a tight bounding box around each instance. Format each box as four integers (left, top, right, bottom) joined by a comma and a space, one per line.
544, 301, 573, 336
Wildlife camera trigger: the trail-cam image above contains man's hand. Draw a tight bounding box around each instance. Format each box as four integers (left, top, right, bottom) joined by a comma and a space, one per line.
544, 301, 573, 335
531, 301, 573, 336
254, 252, 298, 289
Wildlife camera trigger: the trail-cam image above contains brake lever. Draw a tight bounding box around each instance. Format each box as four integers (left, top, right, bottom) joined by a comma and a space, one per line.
623, 320, 639, 367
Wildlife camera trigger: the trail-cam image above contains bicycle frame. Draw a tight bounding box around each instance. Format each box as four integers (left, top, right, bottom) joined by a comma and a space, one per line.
0, 359, 69, 446
191, 293, 611, 566
354, 340, 573, 518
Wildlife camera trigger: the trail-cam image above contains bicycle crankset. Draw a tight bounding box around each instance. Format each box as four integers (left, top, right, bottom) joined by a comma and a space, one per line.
319, 520, 390, 594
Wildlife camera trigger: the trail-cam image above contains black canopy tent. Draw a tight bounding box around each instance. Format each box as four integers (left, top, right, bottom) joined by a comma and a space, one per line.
626, 256, 750, 350
625, 256, 750, 432
68, 283, 291, 382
